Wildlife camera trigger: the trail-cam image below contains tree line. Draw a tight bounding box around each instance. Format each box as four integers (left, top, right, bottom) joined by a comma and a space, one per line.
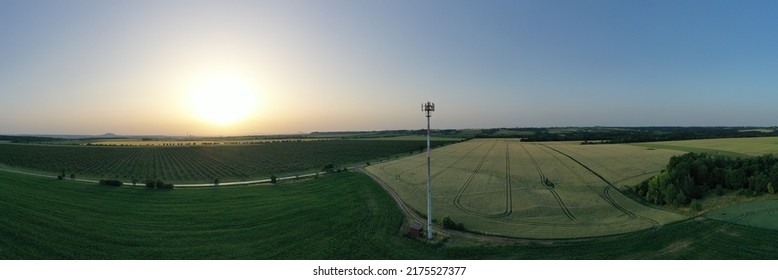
471, 127, 778, 143
632, 152, 778, 206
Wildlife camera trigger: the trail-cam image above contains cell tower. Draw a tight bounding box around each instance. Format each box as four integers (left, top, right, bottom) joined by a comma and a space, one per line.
422, 101, 435, 240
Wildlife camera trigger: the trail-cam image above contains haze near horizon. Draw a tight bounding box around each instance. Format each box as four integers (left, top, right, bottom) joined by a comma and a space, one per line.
2, 0, 777, 136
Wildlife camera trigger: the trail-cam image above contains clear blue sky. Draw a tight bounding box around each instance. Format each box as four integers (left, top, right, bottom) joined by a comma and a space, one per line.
2, 0, 777, 135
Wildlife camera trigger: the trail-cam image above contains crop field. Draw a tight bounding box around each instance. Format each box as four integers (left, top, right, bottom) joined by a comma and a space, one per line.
543, 143, 685, 187
87, 138, 327, 146
632, 137, 778, 157
5, 134, 778, 259
0, 139, 456, 183
366, 139, 688, 238
0, 171, 434, 259
706, 200, 778, 231
5, 169, 778, 259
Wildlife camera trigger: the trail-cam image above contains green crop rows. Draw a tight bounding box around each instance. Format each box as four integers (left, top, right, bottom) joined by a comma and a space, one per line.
3, 170, 778, 259
0, 140, 455, 183
0, 171, 425, 259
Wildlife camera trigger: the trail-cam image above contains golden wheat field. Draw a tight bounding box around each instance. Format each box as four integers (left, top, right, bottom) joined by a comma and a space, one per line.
366, 139, 688, 238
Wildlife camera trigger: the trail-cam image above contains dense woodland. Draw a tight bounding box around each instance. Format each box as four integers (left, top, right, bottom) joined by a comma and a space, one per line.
632, 153, 778, 206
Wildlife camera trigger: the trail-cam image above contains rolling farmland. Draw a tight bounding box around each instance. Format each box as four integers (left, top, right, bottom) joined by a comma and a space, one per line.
632, 136, 778, 157
4, 167, 778, 259
0, 139, 456, 183
366, 139, 688, 238
4, 136, 778, 259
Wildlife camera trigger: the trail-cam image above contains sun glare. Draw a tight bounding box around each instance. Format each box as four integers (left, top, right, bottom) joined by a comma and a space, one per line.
189, 75, 257, 125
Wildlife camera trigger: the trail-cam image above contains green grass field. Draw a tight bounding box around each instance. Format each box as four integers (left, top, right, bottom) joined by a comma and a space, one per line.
3, 170, 778, 259
0, 171, 431, 259
366, 139, 688, 239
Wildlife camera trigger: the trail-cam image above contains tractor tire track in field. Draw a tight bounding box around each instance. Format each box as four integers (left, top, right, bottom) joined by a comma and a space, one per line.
429, 140, 488, 181
503, 142, 513, 217
610, 169, 663, 186
539, 144, 660, 227
361, 167, 581, 245
379, 140, 488, 197
712, 204, 778, 225
453, 140, 513, 218
392, 140, 488, 186
376, 139, 471, 175
537, 144, 635, 219
519, 143, 577, 222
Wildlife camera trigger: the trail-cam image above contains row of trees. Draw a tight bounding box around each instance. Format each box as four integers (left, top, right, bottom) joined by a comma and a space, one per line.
632, 153, 778, 206
514, 127, 778, 143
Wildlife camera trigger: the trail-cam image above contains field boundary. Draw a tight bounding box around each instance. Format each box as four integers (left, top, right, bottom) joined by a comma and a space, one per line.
503, 142, 514, 217
0, 166, 338, 188
539, 144, 660, 227
358, 168, 449, 240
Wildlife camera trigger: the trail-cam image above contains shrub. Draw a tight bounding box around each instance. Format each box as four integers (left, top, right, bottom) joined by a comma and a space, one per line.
440, 216, 465, 231
737, 188, 755, 196
145, 178, 173, 189
99, 179, 123, 187
270, 174, 277, 184
715, 184, 725, 196
690, 199, 703, 212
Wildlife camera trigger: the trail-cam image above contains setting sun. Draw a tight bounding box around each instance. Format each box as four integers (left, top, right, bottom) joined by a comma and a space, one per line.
189, 75, 258, 125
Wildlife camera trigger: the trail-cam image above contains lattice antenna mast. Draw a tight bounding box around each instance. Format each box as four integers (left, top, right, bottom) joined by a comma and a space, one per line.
422, 101, 435, 240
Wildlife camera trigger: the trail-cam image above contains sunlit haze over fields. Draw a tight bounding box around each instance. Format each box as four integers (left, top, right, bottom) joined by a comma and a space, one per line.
2, 0, 777, 136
